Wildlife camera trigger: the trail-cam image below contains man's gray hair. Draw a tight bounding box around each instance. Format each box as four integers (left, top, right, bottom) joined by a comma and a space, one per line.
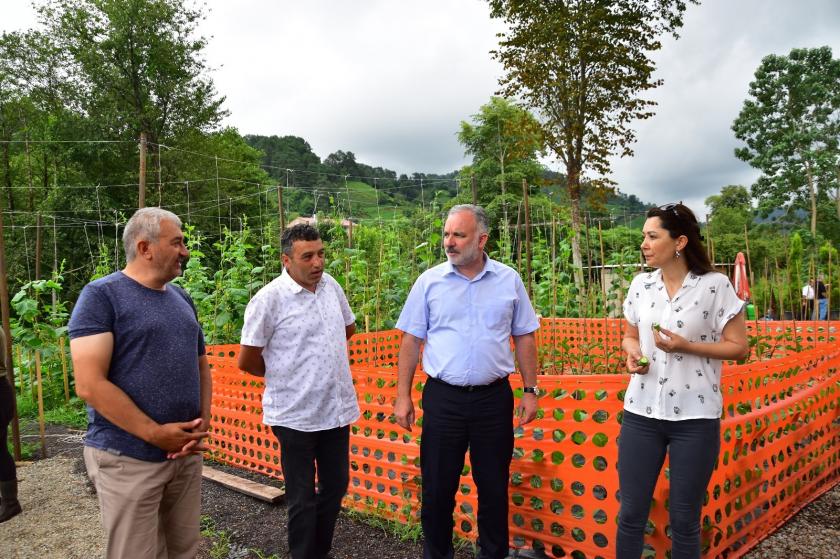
123, 207, 182, 262
448, 204, 489, 234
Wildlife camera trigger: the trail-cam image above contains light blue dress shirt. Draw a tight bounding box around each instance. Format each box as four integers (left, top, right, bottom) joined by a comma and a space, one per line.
396, 255, 540, 386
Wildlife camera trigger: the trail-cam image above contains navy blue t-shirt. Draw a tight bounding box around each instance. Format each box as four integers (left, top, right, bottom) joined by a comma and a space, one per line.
68, 271, 206, 462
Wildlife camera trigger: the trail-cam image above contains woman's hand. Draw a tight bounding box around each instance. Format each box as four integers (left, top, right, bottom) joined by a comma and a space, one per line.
652, 327, 688, 354
626, 349, 651, 374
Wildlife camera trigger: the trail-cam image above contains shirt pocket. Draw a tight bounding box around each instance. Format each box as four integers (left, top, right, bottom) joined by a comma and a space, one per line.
478, 298, 514, 332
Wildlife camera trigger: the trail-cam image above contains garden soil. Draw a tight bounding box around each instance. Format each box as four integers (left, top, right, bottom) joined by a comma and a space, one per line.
0, 423, 837, 558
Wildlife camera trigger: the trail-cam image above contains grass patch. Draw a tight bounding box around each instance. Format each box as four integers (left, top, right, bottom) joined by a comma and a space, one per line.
200, 515, 280, 559
15, 395, 88, 429
200, 515, 233, 559
345, 507, 423, 543
345, 507, 476, 554
7, 440, 39, 461
43, 397, 88, 428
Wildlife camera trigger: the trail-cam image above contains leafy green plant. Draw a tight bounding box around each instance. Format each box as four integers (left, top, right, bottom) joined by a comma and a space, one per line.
10, 265, 72, 409
43, 397, 87, 428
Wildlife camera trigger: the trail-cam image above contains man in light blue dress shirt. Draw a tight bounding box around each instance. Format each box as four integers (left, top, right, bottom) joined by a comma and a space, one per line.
394, 204, 540, 559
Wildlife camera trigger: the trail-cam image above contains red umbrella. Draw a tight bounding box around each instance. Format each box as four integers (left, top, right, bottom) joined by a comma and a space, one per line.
733, 252, 751, 301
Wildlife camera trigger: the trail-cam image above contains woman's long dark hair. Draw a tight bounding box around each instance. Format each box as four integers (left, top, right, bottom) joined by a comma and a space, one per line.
647, 203, 715, 275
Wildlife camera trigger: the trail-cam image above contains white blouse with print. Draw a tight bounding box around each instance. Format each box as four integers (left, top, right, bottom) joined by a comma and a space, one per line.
622, 269, 744, 420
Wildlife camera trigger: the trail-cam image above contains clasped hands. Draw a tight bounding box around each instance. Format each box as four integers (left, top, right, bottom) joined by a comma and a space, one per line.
148, 417, 209, 460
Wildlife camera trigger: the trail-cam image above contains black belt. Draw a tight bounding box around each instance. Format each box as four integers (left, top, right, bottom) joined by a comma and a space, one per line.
426, 375, 509, 392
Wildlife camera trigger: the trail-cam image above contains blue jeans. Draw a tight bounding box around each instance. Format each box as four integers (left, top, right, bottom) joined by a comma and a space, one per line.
817, 298, 828, 320
616, 411, 720, 559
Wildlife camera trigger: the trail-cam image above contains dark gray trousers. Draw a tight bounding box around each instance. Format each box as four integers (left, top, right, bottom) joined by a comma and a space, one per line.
616, 411, 720, 559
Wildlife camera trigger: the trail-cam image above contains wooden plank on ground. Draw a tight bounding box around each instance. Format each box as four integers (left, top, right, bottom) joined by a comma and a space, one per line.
203, 465, 284, 503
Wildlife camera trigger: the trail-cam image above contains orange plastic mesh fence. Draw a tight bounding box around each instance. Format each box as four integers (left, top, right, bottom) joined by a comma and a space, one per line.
206, 319, 840, 558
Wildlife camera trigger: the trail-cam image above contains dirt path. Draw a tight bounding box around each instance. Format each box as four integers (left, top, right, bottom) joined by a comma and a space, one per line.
0, 452, 103, 558
1, 425, 837, 558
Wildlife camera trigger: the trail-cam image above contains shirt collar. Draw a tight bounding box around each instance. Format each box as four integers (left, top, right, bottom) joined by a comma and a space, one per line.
279, 268, 324, 293
651, 268, 702, 292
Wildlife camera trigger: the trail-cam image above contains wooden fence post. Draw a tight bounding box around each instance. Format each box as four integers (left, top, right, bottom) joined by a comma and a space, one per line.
35, 350, 47, 458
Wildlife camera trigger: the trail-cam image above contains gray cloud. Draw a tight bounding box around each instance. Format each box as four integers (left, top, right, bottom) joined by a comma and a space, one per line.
609, 0, 840, 213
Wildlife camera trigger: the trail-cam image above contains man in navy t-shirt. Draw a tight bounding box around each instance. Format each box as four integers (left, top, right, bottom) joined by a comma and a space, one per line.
69, 207, 211, 559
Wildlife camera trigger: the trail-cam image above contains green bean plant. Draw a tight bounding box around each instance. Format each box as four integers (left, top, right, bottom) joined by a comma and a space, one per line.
9, 264, 71, 409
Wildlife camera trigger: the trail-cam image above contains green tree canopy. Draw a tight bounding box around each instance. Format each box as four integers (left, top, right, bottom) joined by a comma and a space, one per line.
488, 0, 696, 288
457, 96, 544, 209
732, 46, 840, 235
38, 0, 228, 144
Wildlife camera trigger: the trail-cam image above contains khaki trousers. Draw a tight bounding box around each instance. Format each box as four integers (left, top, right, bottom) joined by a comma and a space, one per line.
84, 446, 203, 559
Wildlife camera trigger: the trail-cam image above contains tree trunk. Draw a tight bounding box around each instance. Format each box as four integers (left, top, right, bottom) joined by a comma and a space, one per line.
1, 142, 13, 212
836, 166, 840, 220
567, 165, 586, 308
804, 159, 817, 236
139, 131, 147, 208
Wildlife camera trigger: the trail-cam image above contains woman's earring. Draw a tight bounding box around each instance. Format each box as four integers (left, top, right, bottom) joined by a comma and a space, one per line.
675, 249, 681, 258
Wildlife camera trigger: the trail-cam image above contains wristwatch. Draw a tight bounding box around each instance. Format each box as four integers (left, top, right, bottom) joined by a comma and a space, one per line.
523, 386, 538, 395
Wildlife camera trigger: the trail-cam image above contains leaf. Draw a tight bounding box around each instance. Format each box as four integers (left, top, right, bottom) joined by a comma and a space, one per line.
214, 312, 231, 328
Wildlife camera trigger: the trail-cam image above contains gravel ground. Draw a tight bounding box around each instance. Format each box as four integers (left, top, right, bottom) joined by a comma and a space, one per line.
2, 423, 837, 558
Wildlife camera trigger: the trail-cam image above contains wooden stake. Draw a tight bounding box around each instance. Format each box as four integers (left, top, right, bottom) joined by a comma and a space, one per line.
743, 224, 754, 288
345, 221, 353, 298
514, 201, 522, 274
35, 212, 42, 281
551, 213, 557, 318
52, 216, 58, 309
139, 131, 147, 208
774, 258, 786, 322
598, 221, 609, 320
522, 179, 533, 300
28, 348, 34, 400
15, 346, 24, 395
157, 143, 164, 207
59, 336, 70, 402
828, 249, 833, 328
278, 183, 285, 232
375, 240, 384, 331
550, 214, 558, 369
35, 351, 47, 458
24, 128, 34, 211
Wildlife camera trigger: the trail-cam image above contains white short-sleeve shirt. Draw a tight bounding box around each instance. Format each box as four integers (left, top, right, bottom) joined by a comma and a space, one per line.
240, 270, 359, 431
622, 269, 744, 420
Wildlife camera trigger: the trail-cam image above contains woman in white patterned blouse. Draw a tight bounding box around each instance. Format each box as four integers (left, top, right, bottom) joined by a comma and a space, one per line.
616, 203, 749, 559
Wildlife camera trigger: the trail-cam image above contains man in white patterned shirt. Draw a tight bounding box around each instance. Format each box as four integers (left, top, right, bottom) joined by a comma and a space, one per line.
238, 223, 358, 559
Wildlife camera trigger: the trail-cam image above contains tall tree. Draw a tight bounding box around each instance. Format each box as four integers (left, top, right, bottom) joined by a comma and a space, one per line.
733, 47, 840, 235
38, 0, 227, 145
457, 97, 544, 208
488, 0, 696, 288
705, 184, 751, 216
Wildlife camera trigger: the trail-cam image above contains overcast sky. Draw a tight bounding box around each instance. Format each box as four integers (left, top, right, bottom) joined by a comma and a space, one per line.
4, 0, 840, 215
